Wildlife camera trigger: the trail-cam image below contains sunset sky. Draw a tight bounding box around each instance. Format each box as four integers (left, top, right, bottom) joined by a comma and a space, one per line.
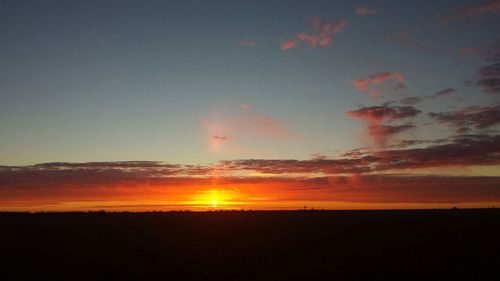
1, 0, 500, 211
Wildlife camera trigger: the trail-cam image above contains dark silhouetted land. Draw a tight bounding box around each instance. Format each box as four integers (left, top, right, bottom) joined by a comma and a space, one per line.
1, 209, 499, 280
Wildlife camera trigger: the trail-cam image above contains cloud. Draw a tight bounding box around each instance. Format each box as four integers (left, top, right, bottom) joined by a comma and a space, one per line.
312, 18, 347, 39
32, 161, 182, 169
347, 105, 421, 148
392, 31, 447, 55
479, 63, 500, 77
352, 79, 370, 91
280, 40, 298, 50
429, 104, 500, 131
2, 161, 500, 208
1, 135, 498, 183
477, 62, 500, 95
388, 138, 449, 149
367, 124, 416, 147
400, 97, 423, 105
220, 158, 371, 175
460, 47, 485, 59
353, 72, 406, 98
399, 88, 458, 105
473, 43, 500, 94
369, 72, 405, 88
202, 102, 294, 155
484, 41, 500, 61
237, 39, 256, 47
2, 133, 500, 209
374, 134, 500, 170
460, 41, 500, 61
212, 135, 228, 141
282, 18, 347, 50
347, 105, 421, 124
477, 78, 500, 94
219, 134, 500, 174
432, 88, 458, 98
442, 0, 500, 21
240, 103, 252, 110
355, 6, 380, 15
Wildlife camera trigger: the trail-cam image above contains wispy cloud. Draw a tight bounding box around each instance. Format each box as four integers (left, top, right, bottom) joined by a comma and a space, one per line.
347, 105, 421, 124
477, 78, 500, 94
479, 63, 500, 77
367, 124, 416, 147
202, 102, 294, 155
355, 6, 380, 16
429, 104, 500, 132
400, 97, 423, 105
353, 72, 406, 98
433, 88, 458, 98
484, 41, 500, 61
280, 40, 298, 50
442, 0, 500, 21
466, 41, 500, 94
237, 39, 256, 47
476, 62, 500, 94
460, 41, 500, 61
281, 18, 347, 50
460, 47, 485, 58
400, 88, 458, 105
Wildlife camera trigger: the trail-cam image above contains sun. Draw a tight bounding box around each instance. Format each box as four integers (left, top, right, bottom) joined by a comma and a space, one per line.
189, 188, 242, 210
210, 199, 218, 208
208, 190, 222, 208
190, 189, 233, 209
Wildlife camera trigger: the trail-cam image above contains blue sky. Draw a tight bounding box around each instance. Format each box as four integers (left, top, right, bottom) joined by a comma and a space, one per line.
0, 0, 499, 165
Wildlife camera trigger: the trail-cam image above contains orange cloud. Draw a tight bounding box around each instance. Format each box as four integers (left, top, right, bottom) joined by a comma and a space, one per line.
352, 79, 369, 91
2, 132, 500, 211
297, 33, 309, 40
2, 157, 500, 211
369, 72, 405, 86
282, 18, 347, 50
312, 18, 347, 38
352, 72, 406, 98
280, 40, 298, 50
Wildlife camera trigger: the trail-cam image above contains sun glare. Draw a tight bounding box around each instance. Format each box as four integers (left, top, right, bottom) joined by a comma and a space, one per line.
189, 189, 241, 210
211, 199, 218, 208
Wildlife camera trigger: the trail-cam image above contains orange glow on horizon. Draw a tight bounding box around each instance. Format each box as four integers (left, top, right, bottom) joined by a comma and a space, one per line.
187, 189, 243, 210
1, 174, 500, 212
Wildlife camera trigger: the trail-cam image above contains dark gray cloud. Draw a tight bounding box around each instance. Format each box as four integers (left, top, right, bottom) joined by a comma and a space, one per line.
347, 105, 421, 123
400, 88, 458, 105
429, 104, 500, 131
1, 134, 500, 207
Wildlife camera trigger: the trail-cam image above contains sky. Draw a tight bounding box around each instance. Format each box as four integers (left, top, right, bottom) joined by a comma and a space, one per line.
1, 0, 500, 211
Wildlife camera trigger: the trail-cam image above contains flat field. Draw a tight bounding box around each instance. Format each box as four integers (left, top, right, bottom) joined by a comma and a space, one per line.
1, 209, 499, 280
